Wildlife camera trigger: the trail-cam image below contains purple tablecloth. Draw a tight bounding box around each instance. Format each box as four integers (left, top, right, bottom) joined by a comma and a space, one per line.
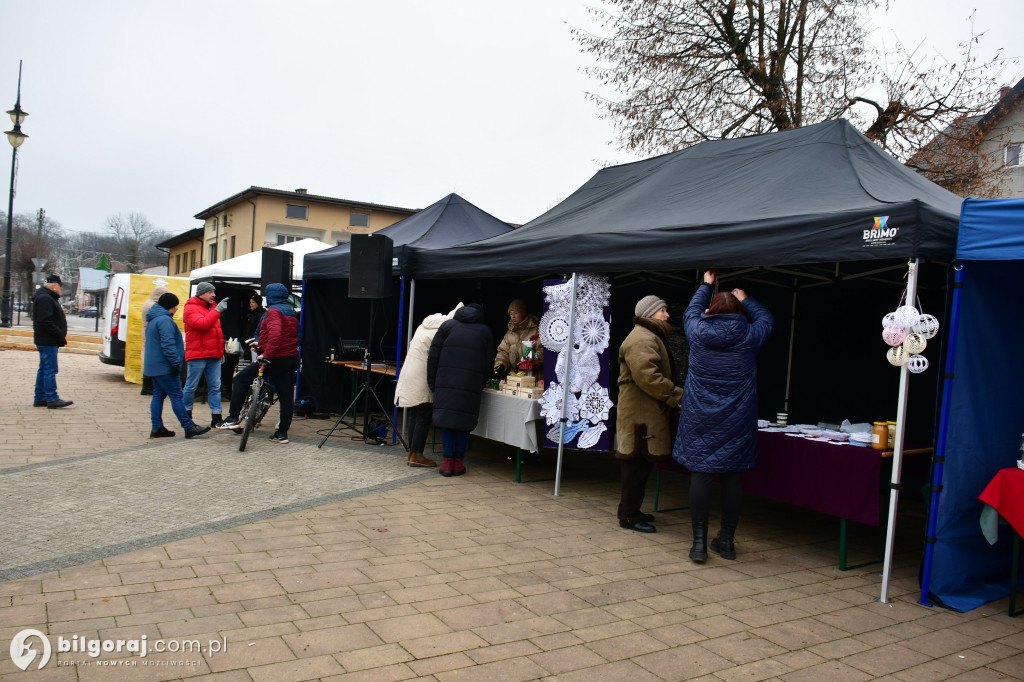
657, 431, 885, 526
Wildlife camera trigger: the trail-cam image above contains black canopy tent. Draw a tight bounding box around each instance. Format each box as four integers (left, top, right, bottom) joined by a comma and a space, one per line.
300, 193, 514, 412
408, 120, 960, 278
403, 120, 962, 601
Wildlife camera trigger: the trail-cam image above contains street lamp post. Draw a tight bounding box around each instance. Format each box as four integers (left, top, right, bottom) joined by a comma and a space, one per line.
2, 60, 27, 328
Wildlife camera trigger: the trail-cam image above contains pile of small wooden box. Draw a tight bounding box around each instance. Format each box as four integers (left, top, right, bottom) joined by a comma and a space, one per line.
500, 374, 543, 399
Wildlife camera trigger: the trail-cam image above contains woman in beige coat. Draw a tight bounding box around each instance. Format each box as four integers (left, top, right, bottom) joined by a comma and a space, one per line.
615, 295, 683, 533
395, 303, 462, 467
493, 298, 543, 377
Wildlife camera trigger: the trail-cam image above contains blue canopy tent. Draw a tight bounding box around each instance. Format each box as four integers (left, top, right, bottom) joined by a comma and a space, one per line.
920, 198, 1024, 611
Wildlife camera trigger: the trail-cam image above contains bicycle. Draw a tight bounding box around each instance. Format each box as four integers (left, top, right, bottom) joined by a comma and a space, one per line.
238, 357, 277, 452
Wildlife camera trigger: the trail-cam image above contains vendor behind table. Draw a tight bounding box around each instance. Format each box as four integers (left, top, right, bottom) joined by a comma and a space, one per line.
493, 298, 543, 380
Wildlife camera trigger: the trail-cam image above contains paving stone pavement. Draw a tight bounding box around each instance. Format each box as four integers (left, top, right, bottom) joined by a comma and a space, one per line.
1, 348, 1023, 681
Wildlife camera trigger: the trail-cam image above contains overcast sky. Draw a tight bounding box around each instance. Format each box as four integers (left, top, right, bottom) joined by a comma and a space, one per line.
1, 0, 1021, 236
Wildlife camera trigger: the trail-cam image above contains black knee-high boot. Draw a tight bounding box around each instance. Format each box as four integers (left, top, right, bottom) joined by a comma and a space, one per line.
711, 523, 737, 560
690, 521, 708, 562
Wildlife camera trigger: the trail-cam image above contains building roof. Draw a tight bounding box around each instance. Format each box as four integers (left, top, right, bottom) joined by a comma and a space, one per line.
155, 227, 204, 249
977, 75, 1024, 132
193, 186, 420, 220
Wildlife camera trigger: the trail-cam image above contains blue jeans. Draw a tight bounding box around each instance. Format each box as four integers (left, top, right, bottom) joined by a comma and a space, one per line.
34, 345, 60, 403
151, 374, 196, 431
183, 357, 222, 413
441, 429, 471, 458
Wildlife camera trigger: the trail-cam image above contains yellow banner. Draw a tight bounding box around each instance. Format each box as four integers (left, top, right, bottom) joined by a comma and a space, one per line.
124, 275, 191, 384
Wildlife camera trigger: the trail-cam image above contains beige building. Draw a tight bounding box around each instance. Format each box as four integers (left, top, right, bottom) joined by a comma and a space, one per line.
909, 77, 1024, 199
158, 187, 418, 278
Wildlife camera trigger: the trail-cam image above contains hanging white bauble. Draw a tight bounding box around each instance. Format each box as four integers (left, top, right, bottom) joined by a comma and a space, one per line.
908, 355, 930, 374
894, 305, 920, 328
882, 312, 899, 328
903, 332, 927, 354
882, 325, 907, 346
887, 346, 910, 366
912, 314, 940, 339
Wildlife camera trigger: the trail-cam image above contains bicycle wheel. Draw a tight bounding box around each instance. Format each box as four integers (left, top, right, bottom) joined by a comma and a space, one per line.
239, 381, 264, 452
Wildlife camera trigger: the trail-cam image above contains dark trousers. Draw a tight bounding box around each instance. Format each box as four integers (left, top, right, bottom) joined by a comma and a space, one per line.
151, 374, 196, 431
406, 403, 433, 453
34, 345, 60, 403
227, 356, 299, 434
618, 457, 654, 523
441, 428, 470, 457
689, 471, 744, 530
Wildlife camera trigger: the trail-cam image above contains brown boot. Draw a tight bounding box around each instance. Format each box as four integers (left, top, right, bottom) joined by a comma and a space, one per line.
407, 451, 437, 467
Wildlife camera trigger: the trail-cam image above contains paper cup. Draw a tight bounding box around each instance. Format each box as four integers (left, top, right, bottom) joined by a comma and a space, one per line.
776, 412, 788, 426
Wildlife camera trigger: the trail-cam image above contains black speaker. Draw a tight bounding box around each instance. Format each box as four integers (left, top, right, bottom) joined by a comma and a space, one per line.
261, 247, 294, 293
349, 234, 393, 298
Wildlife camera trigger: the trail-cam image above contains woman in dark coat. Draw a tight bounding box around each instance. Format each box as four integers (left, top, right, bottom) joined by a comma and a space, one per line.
673, 270, 774, 562
426, 303, 495, 477
615, 295, 684, 533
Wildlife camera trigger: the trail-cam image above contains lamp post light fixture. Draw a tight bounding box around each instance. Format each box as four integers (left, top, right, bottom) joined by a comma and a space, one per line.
2, 60, 27, 328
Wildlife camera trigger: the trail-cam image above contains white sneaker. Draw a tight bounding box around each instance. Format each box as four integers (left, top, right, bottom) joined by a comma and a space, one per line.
217, 420, 241, 430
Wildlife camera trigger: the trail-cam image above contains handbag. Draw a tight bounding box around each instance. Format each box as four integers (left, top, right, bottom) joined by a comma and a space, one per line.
225, 337, 243, 355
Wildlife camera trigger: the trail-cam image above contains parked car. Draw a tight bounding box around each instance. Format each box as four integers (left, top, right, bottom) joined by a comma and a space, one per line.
80, 306, 99, 318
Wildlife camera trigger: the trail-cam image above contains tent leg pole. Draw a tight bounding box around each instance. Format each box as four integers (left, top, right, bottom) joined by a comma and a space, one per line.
401, 279, 416, 442
554, 273, 579, 498
393, 275, 406, 446
880, 259, 919, 603
919, 264, 964, 605
783, 279, 797, 411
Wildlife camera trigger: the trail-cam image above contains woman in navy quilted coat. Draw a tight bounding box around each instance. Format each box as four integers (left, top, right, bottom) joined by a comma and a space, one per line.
673, 270, 774, 562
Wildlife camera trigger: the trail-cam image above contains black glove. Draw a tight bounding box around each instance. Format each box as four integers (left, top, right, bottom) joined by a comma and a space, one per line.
170, 365, 180, 377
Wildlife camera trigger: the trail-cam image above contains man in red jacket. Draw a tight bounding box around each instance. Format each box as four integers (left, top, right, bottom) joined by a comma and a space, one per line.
183, 282, 229, 427
218, 283, 299, 444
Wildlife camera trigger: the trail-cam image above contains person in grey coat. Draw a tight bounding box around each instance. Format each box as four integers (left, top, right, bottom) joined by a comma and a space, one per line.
673, 270, 774, 562
426, 303, 495, 477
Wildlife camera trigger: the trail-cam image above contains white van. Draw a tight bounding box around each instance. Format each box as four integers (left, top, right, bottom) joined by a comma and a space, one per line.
99, 273, 191, 368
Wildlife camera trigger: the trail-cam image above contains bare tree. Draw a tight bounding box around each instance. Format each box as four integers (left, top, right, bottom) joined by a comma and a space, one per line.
575, 0, 1009, 166
104, 212, 162, 273
1, 209, 63, 303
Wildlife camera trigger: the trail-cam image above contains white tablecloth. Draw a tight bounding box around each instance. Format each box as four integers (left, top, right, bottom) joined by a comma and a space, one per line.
472, 390, 544, 451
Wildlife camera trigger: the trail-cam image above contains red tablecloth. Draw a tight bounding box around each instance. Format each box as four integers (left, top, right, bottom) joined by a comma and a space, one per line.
656, 431, 923, 526
978, 468, 1024, 538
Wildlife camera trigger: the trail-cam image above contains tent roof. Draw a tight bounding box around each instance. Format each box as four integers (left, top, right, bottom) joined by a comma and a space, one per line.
190, 238, 332, 283
409, 120, 963, 278
303, 193, 513, 279
957, 198, 1024, 260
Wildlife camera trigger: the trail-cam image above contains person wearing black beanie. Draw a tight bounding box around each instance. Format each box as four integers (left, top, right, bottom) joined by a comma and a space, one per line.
143, 293, 210, 439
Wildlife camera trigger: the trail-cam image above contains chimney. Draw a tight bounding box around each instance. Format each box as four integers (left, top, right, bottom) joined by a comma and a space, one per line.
999, 87, 1012, 100
295, 188, 308, 194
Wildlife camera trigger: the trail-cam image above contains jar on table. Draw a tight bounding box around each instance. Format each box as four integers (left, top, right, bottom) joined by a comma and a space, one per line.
872, 422, 888, 450
886, 421, 897, 448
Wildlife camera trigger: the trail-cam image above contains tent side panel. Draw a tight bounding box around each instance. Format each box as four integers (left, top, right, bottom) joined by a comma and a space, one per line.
928, 261, 1024, 611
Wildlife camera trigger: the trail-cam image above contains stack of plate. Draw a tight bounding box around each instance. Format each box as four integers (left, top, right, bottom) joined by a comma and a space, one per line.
848, 433, 873, 447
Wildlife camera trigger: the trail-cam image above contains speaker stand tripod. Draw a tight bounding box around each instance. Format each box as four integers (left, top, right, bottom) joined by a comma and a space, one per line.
318, 303, 408, 450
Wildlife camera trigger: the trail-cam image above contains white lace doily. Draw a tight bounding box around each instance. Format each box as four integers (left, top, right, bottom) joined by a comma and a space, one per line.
577, 421, 607, 449
578, 385, 613, 424
539, 382, 580, 426
539, 310, 571, 352
574, 314, 610, 354
555, 349, 600, 394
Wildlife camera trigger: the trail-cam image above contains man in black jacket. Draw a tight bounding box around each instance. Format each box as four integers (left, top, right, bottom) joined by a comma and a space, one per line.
32, 274, 73, 408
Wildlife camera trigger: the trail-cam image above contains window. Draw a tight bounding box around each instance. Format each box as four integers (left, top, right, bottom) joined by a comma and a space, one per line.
175, 254, 181, 274
276, 234, 304, 245
190, 250, 196, 269
286, 204, 309, 220
1007, 143, 1022, 167
210, 217, 218, 232
209, 243, 218, 264
350, 212, 369, 228
230, 236, 236, 258
222, 239, 227, 261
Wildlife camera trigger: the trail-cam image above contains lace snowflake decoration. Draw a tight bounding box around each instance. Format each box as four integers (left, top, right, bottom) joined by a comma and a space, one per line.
574, 274, 611, 317
539, 310, 571, 352
543, 280, 575, 311
555, 348, 600, 394
539, 382, 581, 426
574, 314, 610, 354
578, 385, 613, 424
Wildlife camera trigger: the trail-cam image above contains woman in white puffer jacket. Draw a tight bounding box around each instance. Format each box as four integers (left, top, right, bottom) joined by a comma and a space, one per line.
395, 303, 462, 467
